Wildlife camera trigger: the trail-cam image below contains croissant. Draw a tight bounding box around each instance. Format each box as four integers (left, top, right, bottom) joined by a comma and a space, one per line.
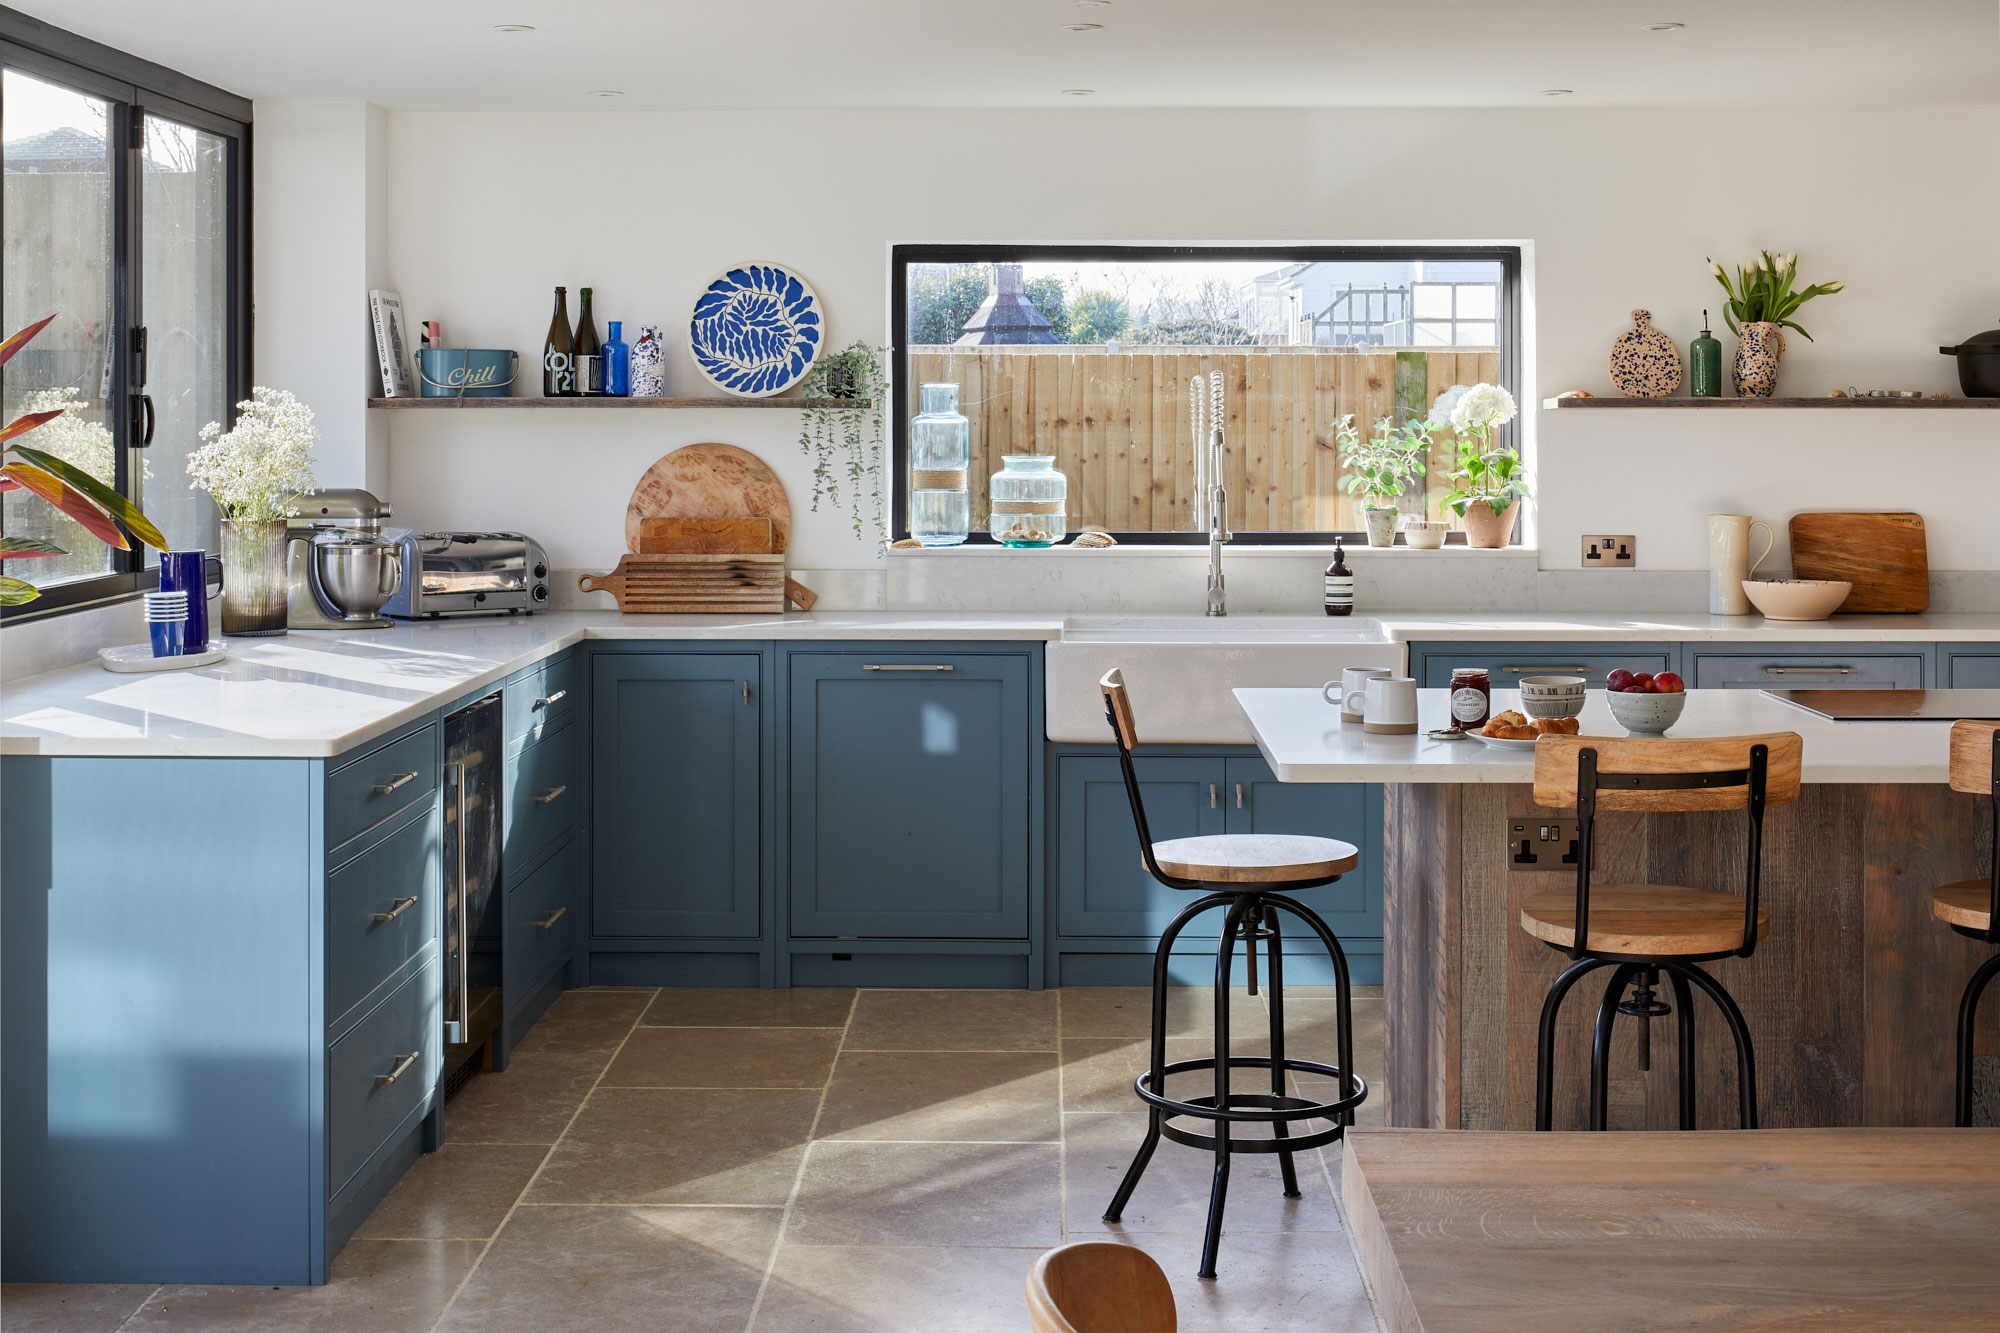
1482, 710, 1538, 740
1532, 716, 1581, 736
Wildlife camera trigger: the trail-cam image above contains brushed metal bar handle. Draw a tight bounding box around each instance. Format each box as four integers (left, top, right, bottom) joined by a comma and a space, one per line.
372, 896, 418, 924
863, 664, 955, 671
375, 1051, 420, 1086
742, 680, 751, 705
1210, 784, 1219, 809
534, 688, 567, 710
445, 760, 469, 1046
373, 771, 419, 794
536, 906, 567, 930
1500, 666, 1590, 674
1235, 783, 1245, 809
533, 784, 568, 805
1764, 666, 1859, 675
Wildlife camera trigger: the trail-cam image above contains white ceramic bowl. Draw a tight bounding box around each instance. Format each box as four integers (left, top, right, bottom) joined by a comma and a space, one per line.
1742, 578, 1851, 622
1605, 689, 1687, 735
1517, 674, 1587, 719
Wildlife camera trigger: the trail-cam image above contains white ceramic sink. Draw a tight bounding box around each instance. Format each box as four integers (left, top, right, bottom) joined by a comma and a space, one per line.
1045, 614, 1405, 743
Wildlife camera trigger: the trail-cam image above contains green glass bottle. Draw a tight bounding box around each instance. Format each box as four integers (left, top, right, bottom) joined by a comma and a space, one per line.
1689, 310, 1723, 398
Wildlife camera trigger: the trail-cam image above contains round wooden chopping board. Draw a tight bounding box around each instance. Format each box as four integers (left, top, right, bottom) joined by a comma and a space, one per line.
624, 442, 791, 555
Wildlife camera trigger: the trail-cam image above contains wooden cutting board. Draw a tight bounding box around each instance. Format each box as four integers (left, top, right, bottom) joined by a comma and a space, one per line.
579, 553, 785, 614
625, 443, 791, 555
1789, 512, 1929, 613
638, 516, 775, 554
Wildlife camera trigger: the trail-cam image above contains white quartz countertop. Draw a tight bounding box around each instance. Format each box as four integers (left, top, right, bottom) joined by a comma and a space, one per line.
1373, 611, 2000, 643
1234, 687, 1959, 784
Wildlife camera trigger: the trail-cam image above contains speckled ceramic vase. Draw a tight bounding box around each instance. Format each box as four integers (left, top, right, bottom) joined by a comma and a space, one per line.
1460, 499, 1520, 549
1732, 322, 1786, 399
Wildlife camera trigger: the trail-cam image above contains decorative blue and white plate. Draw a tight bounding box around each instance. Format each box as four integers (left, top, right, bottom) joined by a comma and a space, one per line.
688, 263, 824, 397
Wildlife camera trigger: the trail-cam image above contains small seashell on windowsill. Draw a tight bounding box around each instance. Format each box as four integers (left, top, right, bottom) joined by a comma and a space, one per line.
1073, 531, 1117, 547
889, 538, 924, 549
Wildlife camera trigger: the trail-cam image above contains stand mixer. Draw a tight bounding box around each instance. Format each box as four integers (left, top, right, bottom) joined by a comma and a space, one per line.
286, 489, 406, 630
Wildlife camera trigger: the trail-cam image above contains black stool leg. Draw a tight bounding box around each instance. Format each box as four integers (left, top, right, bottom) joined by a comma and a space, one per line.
1670, 962, 1758, 1129
1264, 895, 1359, 1128
1535, 956, 1609, 1131
1105, 891, 1234, 1224
1667, 967, 1697, 1130
1263, 905, 1301, 1198
1198, 896, 1251, 1281
1589, 964, 1635, 1131
1955, 952, 2000, 1127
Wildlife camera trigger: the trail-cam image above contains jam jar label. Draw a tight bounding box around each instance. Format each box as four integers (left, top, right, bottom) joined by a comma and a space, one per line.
1450, 686, 1489, 723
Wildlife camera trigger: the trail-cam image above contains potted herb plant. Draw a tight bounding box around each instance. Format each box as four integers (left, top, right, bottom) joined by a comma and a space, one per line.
1435, 383, 1529, 549
798, 341, 888, 541
188, 387, 320, 635
1707, 251, 1844, 398
1337, 414, 1427, 546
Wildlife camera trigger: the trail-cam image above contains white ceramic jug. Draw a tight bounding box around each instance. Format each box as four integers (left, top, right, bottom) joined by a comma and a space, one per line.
1708, 514, 1774, 615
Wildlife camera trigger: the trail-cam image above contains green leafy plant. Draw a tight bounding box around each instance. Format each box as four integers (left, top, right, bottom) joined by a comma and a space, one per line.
0, 314, 167, 605
1337, 414, 1429, 510
1431, 383, 1530, 518
798, 341, 889, 541
1707, 251, 1844, 340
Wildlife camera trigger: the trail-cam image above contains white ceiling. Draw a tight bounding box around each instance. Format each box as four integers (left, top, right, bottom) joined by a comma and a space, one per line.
23, 0, 2000, 111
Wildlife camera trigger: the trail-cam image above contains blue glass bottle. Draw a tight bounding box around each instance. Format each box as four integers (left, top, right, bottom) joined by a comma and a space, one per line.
603, 320, 631, 397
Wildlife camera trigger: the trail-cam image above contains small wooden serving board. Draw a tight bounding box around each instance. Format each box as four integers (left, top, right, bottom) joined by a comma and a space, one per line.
1788, 511, 1929, 613
580, 553, 785, 614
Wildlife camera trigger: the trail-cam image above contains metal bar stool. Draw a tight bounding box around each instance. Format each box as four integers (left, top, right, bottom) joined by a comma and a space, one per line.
1094, 669, 1367, 1280
1524, 731, 1803, 1132
1935, 721, 2000, 1126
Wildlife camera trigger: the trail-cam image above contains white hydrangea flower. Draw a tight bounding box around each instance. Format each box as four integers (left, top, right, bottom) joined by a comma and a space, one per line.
187, 387, 320, 523
1449, 382, 1517, 435
1426, 384, 1471, 431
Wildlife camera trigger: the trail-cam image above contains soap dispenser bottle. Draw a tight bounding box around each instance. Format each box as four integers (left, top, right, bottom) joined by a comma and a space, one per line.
1324, 539, 1355, 617
1690, 311, 1723, 398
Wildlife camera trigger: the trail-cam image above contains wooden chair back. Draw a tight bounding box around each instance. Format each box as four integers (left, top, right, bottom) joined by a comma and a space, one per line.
1027, 1242, 1177, 1333
1534, 732, 1803, 812
1949, 720, 2000, 796
1100, 668, 1140, 751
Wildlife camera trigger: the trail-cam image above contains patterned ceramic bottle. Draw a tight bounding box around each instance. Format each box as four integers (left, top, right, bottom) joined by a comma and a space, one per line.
629, 324, 667, 398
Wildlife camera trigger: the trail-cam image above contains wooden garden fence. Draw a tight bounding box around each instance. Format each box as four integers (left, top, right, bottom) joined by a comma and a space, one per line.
908, 344, 1502, 534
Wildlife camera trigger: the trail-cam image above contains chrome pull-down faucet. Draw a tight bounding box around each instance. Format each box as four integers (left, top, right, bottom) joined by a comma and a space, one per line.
1191, 371, 1229, 616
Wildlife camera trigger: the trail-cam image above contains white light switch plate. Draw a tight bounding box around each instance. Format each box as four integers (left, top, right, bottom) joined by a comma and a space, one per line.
1581, 534, 1635, 568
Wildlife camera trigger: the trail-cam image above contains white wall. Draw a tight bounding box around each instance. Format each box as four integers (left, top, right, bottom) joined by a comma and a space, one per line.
257, 104, 2000, 595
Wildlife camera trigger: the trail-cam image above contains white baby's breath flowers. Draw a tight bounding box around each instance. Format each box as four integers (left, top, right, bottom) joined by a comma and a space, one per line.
1450, 383, 1518, 435
188, 387, 320, 523
20, 388, 154, 486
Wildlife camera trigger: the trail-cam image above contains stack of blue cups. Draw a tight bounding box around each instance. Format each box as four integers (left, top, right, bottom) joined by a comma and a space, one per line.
144, 590, 189, 657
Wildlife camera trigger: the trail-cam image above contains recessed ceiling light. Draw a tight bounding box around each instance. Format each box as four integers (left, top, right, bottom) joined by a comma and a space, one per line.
1641, 21, 1686, 31
587, 90, 625, 98
1060, 88, 1097, 97
1063, 22, 1104, 32
1540, 88, 1575, 97
492, 23, 535, 33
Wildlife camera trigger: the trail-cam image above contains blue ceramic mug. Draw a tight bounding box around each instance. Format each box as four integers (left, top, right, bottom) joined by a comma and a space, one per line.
157, 550, 211, 652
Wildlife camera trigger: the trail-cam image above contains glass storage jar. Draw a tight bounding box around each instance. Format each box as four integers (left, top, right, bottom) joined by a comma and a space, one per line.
988, 455, 1068, 547
908, 382, 970, 546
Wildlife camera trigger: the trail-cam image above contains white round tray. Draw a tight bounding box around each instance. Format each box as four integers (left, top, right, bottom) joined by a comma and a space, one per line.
98, 641, 229, 673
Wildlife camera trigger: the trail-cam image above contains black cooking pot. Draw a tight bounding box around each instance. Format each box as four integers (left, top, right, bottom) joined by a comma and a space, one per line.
1941, 321, 2000, 397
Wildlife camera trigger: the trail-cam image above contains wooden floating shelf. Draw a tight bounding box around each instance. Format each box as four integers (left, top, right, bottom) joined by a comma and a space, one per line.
366, 395, 869, 410
1543, 395, 1996, 410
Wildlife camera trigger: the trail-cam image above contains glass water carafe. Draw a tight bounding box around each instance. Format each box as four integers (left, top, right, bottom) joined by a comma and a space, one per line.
989, 455, 1068, 547
908, 382, 970, 546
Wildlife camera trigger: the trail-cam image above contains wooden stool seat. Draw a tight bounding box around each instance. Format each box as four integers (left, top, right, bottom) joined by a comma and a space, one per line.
1933, 879, 1994, 931
1520, 885, 1768, 956
1027, 1241, 1177, 1333
1149, 833, 1359, 885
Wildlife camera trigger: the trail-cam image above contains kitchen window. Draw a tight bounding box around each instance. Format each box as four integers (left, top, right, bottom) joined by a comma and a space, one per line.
1, 15, 250, 619
891, 244, 1520, 544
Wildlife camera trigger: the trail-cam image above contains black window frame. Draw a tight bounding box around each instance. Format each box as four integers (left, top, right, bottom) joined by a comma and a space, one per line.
890, 243, 1522, 545
0, 6, 251, 622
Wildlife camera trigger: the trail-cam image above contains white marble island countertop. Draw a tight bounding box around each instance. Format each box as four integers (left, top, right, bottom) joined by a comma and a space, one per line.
1234, 686, 1960, 784
1372, 611, 2000, 643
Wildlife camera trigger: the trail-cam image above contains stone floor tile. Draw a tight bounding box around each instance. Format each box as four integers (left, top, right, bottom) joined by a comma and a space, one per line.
527, 1087, 820, 1206
445, 1050, 608, 1144
126, 1240, 481, 1332
1063, 1111, 1341, 1235
0, 1283, 157, 1332
844, 989, 1058, 1052
1058, 986, 1267, 1040
787, 1141, 1062, 1249
602, 1026, 842, 1089
354, 1143, 549, 1240
1110, 1231, 1380, 1332
816, 1051, 1059, 1143
506, 988, 654, 1057
750, 1244, 1043, 1333
1059, 1035, 1278, 1114
640, 986, 855, 1028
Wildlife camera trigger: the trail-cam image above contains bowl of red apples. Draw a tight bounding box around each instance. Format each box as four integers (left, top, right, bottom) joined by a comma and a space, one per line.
1604, 668, 1687, 734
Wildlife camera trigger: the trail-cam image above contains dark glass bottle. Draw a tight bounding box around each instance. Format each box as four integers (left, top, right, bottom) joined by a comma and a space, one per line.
1689, 310, 1723, 398
574, 287, 603, 397
542, 287, 575, 397
1324, 539, 1354, 616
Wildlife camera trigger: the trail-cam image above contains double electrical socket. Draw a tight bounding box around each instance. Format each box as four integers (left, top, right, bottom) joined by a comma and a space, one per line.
1581, 534, 1636, 568
1507, 819, 1589, 868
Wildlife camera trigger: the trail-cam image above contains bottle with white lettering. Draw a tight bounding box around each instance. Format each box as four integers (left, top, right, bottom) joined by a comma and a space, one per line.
542, 287, 575, 397
1324, 539, 1354, 617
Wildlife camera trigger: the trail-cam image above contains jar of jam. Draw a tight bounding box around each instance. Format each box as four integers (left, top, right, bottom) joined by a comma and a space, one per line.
1448, 668, 1491, 733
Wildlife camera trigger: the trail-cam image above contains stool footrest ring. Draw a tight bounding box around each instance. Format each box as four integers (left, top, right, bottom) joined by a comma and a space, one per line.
1134, 1054, 1368, 1124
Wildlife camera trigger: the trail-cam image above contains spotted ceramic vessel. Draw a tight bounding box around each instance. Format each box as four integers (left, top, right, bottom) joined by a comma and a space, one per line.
1609, 309, 1683, 398
1733, 321, 1786, 399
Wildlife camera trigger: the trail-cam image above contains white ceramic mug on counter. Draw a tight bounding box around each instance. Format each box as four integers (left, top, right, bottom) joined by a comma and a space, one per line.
1358, 675, 1419, 735
1323, 666, 1393, 724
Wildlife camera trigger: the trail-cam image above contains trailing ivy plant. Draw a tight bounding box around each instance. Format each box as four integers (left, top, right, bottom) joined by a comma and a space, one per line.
798, 341, 889, 542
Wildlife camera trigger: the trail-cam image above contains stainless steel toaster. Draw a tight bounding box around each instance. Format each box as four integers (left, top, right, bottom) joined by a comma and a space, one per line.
383, 531, 551, 618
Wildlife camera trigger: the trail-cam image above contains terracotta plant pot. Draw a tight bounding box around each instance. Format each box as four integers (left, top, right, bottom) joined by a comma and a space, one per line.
1401, 518, 1450, 550
1732, 321, 1786, 398
1362, 506, 1399, 547
1459, 499, 1521, 549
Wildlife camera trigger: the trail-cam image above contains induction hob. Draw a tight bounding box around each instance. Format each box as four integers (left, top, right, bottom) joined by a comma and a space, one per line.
1762, 689, 2000, 721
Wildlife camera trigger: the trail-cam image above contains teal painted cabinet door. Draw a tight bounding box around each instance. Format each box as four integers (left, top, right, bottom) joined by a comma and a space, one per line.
1223, 757, 1382, 946
1054, 755, 1226, 938
592, 653, 762, 938
789, 652, 1031, 938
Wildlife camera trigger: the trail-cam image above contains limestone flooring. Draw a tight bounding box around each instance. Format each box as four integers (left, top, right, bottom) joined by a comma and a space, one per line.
2, 985, 1386, 1333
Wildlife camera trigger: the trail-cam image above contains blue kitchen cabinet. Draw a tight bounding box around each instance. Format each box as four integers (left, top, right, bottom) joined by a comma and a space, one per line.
1055, 755, 1225, 938
591, 651, 763, 940
1940, 645, 2000, 688
1410, 641, 1674, 689
1227, 755, 1383, 946
1687, 642, 1929, 690
787, 649, 1034, 940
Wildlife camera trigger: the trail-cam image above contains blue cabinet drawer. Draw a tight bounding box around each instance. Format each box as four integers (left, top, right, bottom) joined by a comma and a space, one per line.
328, 955, 439, 1198
1690, 647, 1926, 691
508, 840, 575, 991
507, 720, 577, 871
506, 651, 578, 745
326, 805, 440, 1030
1941, 648, 2000, 688
1411, 643, 1672, 690
327, 724, 438, 849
